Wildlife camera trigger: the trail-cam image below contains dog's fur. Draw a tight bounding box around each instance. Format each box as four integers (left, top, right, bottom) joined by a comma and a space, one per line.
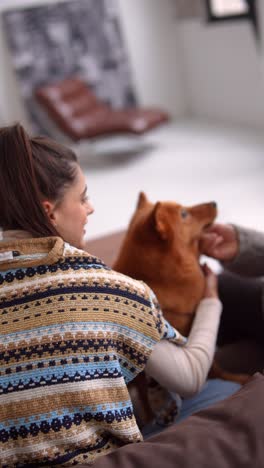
114, 192, 217, 336
114, 192, 250, 388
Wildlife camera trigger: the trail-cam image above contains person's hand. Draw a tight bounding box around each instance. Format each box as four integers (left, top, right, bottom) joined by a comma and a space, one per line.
201, 263, 218, 299
199, 223, 239, 262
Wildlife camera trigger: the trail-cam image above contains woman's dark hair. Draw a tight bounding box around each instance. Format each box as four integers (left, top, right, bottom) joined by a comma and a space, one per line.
0, 123, 78, 237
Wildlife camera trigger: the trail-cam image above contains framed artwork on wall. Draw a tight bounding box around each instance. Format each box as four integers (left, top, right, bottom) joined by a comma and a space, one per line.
2, 0, 137, 134
205, 0, 258, 38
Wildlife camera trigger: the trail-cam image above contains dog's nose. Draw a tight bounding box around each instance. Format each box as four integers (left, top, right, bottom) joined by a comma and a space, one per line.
211, 201, 217, 208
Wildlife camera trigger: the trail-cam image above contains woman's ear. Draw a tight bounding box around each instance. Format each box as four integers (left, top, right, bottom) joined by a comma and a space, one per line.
42, 200, 57, 225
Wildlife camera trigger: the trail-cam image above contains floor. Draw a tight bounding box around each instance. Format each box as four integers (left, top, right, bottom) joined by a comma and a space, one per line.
80, 119, 264, 244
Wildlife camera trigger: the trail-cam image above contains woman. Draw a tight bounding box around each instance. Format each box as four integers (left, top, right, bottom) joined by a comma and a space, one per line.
0, 124, 238, 467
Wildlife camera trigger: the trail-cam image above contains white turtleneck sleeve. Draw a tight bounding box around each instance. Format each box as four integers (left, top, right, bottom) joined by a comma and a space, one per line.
145, 298, 222, 398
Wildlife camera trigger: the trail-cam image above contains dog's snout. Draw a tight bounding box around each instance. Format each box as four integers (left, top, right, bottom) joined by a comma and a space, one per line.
211, 201, 217, 208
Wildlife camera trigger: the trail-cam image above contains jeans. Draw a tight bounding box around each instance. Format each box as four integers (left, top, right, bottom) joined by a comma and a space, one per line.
142, 378, 241, 439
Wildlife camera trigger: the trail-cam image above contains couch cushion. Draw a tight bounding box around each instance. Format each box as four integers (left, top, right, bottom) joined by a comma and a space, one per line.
85, 230, 125, 267
77, 373, 264, 468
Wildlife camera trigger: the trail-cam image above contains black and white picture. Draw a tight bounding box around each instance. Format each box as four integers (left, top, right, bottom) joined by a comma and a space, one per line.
2, 0, 137, 134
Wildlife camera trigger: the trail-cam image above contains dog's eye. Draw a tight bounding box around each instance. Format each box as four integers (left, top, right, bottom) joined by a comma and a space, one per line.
181, 209, 189, 219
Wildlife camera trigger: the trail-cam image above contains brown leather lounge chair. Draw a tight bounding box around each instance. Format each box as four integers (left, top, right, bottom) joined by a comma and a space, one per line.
35, 78, 170, 142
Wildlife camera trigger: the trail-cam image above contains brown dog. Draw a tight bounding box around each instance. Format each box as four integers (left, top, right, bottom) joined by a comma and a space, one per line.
114, 192, 250, 386
114, 192, 217, 336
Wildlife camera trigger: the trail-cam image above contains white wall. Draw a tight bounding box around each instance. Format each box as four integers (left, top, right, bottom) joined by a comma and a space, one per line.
117, 0, 187, 117
117, 2, 264, 128
177, 14, 264, 128
256, 0, 264, 81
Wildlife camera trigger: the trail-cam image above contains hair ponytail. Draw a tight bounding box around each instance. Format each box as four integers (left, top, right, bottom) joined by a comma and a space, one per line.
0, 123, 78, 237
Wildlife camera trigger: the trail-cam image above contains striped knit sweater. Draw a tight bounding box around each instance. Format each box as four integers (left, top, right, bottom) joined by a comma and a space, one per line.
0, 237, 185, 467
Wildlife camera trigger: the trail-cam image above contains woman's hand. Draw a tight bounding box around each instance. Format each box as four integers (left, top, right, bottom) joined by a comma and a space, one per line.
201, 263, 218, 299
199, 223, 239, 262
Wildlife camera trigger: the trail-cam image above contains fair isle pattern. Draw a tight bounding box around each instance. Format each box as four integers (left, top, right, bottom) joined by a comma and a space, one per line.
0, 237, 186, 467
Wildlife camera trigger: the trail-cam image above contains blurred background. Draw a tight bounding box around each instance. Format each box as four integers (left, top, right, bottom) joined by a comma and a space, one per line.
0, 0, 263, 239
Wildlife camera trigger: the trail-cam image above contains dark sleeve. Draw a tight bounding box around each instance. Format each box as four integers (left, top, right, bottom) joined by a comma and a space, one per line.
223, 225, 264, 277
80, 373, 264, 468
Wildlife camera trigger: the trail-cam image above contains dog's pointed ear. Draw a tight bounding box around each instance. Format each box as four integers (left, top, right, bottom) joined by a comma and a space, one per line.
153, 202, 172, 241
137, 191, 148, 209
